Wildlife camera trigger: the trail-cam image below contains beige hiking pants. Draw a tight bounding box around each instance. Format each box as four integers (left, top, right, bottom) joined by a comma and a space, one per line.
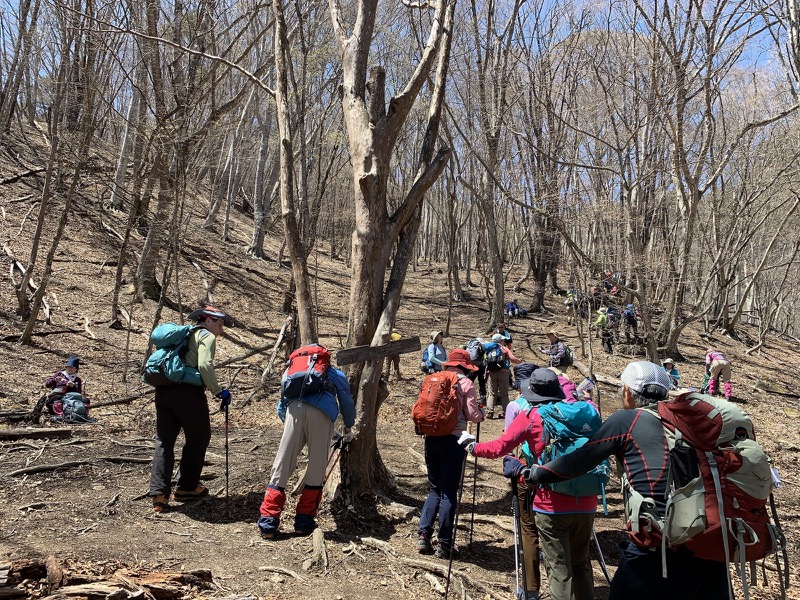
269, 401, 334, 489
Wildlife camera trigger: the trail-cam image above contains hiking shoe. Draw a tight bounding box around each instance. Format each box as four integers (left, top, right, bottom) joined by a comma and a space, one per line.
416, 533, 433, 554
434, 542, 460, 559
152, 495, 169, 513
173, 485, 209, 502
293, 514, 318, 535
258, 516, 280, 539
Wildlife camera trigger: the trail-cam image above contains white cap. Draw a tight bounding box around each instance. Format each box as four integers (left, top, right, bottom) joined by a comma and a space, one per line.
620, 361, 671, 394
491, 333, 505, 342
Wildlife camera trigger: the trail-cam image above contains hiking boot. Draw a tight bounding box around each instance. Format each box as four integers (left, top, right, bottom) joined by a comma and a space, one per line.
416, 533, 433, 554
258, 516, 280, 539
173, 485, 209, 502
152, 495, 169, 513
294, 514, 318, 535
434, 542, 460, 560
485, 409, 494, 419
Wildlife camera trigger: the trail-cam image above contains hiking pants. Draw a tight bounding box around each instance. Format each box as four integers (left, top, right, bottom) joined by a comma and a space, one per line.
467, 366, 487, 402
487, 369, 510, 415
149, 383, 210, 497
609, 542, 729, 600
709, 359, 732, 383
419, 434, 465, 549
535, 511, 595, 600
383, 354, 401, 380
601, 329, 613, 353
518, 477, 541, 595
269, 401, 334, 489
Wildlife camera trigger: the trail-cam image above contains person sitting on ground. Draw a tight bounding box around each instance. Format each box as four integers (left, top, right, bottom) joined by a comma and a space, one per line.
417, 349, 485, 560
705, 348, 732, 400
503, 361, 728, 599
540, 331, 567, 369
460, 368, 598, 600
485, 333, 522, 419
383, 328, 403, 381
258, 345, 356, 539
149, 306, 233, 513
44, 356, 88, 415
662, 358, 680, 389
421, 331, 447, 374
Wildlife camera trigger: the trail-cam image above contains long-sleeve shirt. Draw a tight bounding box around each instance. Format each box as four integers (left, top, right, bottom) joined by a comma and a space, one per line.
426, 343, 447, 370
446, 368, 484, 436
277, 366, 356, 427
184, 328, 222, 396
529, 406, 669, 514
473, 405, 597, 514
542, 341, 566, 364
705, 351, 729, 365
593, 314, 608, 329
45, 370, 82, 395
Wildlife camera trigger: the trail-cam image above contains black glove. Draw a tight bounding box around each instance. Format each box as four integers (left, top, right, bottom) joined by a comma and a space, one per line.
502, 455, 527, 479
217, 389, 232, 411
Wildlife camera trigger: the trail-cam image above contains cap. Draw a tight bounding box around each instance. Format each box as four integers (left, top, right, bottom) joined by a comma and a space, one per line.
491, 333, 505, 343
187, 306, 233, 326
522, 368, 566, 404
597, 307, 607, 314
620, 361, 671, 394
65, 356, 80, 369
442, 348, 477, 372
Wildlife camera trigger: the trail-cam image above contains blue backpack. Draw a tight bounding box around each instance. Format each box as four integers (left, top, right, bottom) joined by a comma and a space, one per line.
483, 342, 506, 371
142, 323, 203, 387
420, 346, 432, 374
537, 400, 610, 504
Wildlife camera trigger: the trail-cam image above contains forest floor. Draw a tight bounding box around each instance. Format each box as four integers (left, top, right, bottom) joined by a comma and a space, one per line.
1, 129, 799, 599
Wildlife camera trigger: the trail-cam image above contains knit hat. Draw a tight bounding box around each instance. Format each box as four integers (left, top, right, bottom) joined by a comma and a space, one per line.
442, 348, 477, 372
620, 361, 671, 395
65, 356, 80, 369
188, 306, 233, 326
523, 368, 566, 404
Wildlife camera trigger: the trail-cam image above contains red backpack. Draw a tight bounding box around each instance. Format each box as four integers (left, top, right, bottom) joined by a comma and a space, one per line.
281, 344, 332, 400
412, 371, 461, 436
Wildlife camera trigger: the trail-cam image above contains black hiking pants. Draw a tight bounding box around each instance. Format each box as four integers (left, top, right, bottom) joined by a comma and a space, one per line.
149, 383, 211, 497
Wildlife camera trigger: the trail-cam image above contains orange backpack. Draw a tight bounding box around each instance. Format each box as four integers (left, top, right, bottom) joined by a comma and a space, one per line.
412, 371, 461, 436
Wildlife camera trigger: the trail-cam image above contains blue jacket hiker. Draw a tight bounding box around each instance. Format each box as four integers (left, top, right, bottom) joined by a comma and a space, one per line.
259, 353, 356, 539
149, 306, 233, 513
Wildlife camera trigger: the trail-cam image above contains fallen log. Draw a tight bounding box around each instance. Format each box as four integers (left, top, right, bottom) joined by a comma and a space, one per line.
0, 428, 72, 441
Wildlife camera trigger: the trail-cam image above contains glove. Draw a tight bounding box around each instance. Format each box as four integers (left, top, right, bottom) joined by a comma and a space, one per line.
332, 429, 354, 450
457, 431, 476, 450
502, 455, 527, 479
217, 389, 232, 410
342, 428, 354, 443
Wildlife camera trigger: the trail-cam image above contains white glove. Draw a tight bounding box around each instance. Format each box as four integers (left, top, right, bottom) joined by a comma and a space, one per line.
342, 428, 354, 443
457, 431, 476, 451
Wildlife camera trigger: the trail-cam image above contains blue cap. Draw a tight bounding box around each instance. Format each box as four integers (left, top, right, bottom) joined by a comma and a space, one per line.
65, 356, 80, 369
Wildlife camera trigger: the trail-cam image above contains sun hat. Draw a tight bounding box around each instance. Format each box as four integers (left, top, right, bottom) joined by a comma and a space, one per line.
545, 330, 560, 339
430, 330, 444, 342
620, 361, 671, 394
512, 361, 539, 390
187, 306, 233, 326
442, 348, 477, 372
65, 356, 80, 369
597, 307, 607, 314
662, 358, 675, 366
523, 368, 566, 404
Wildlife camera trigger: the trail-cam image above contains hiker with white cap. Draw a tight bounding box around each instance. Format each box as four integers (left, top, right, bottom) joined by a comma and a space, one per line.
149, 306, 234, 513
661, 358, 680, 389
483, 333, 522, 419
502, 361, 728, 599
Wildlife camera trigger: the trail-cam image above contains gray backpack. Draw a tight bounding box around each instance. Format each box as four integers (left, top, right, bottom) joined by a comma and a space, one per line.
58, 392, 91, 423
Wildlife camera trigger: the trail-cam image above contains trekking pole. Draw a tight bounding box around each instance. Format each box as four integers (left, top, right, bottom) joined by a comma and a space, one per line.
511, 477, 528, 600
591, 528, 612, 585
468, 418, 482, 550
224, 402, 230, 519
444, 449, 468, 600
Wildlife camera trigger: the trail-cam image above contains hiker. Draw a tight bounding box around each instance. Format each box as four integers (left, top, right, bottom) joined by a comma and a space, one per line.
705, 348, 732, 400
549, 367, 579, 402
622, 304, 639, 343
539, 331, 567, 369
593, 307, 613, 354
258, 344, 355, 538
383, 329, 403, 381
460, 368, 599, 600
44, 355, 89, 415
506, 299, 520, 318
504, 361, 729, 599
421, 331, 447, 374
149, 306, 233, 513
416, 349, 485, 559
484, 333, 522, 419
662, 358, 680, 389
498, 362, 543, 600
465, 337, 487, 403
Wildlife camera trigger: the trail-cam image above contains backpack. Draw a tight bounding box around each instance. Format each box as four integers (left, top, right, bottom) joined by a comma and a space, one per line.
281, 344, 332, 400
420, 345, 432, 374
466, 338, 484, 364
563, 345, 575, 367
412, 371, 461, 436
623, 393, 787, 594
484, 342, 506, 371
537, 401, 610, 501
52, 392, 93, 424
623, 306, 637, 325
142, 324, 202, 387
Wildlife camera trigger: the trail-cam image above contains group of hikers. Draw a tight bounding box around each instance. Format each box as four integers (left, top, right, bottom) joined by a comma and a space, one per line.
43, 303, 767, 600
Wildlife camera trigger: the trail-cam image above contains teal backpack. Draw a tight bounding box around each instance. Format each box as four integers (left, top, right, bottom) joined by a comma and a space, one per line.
142, 324, 202, 387
537, 400, 610, 508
